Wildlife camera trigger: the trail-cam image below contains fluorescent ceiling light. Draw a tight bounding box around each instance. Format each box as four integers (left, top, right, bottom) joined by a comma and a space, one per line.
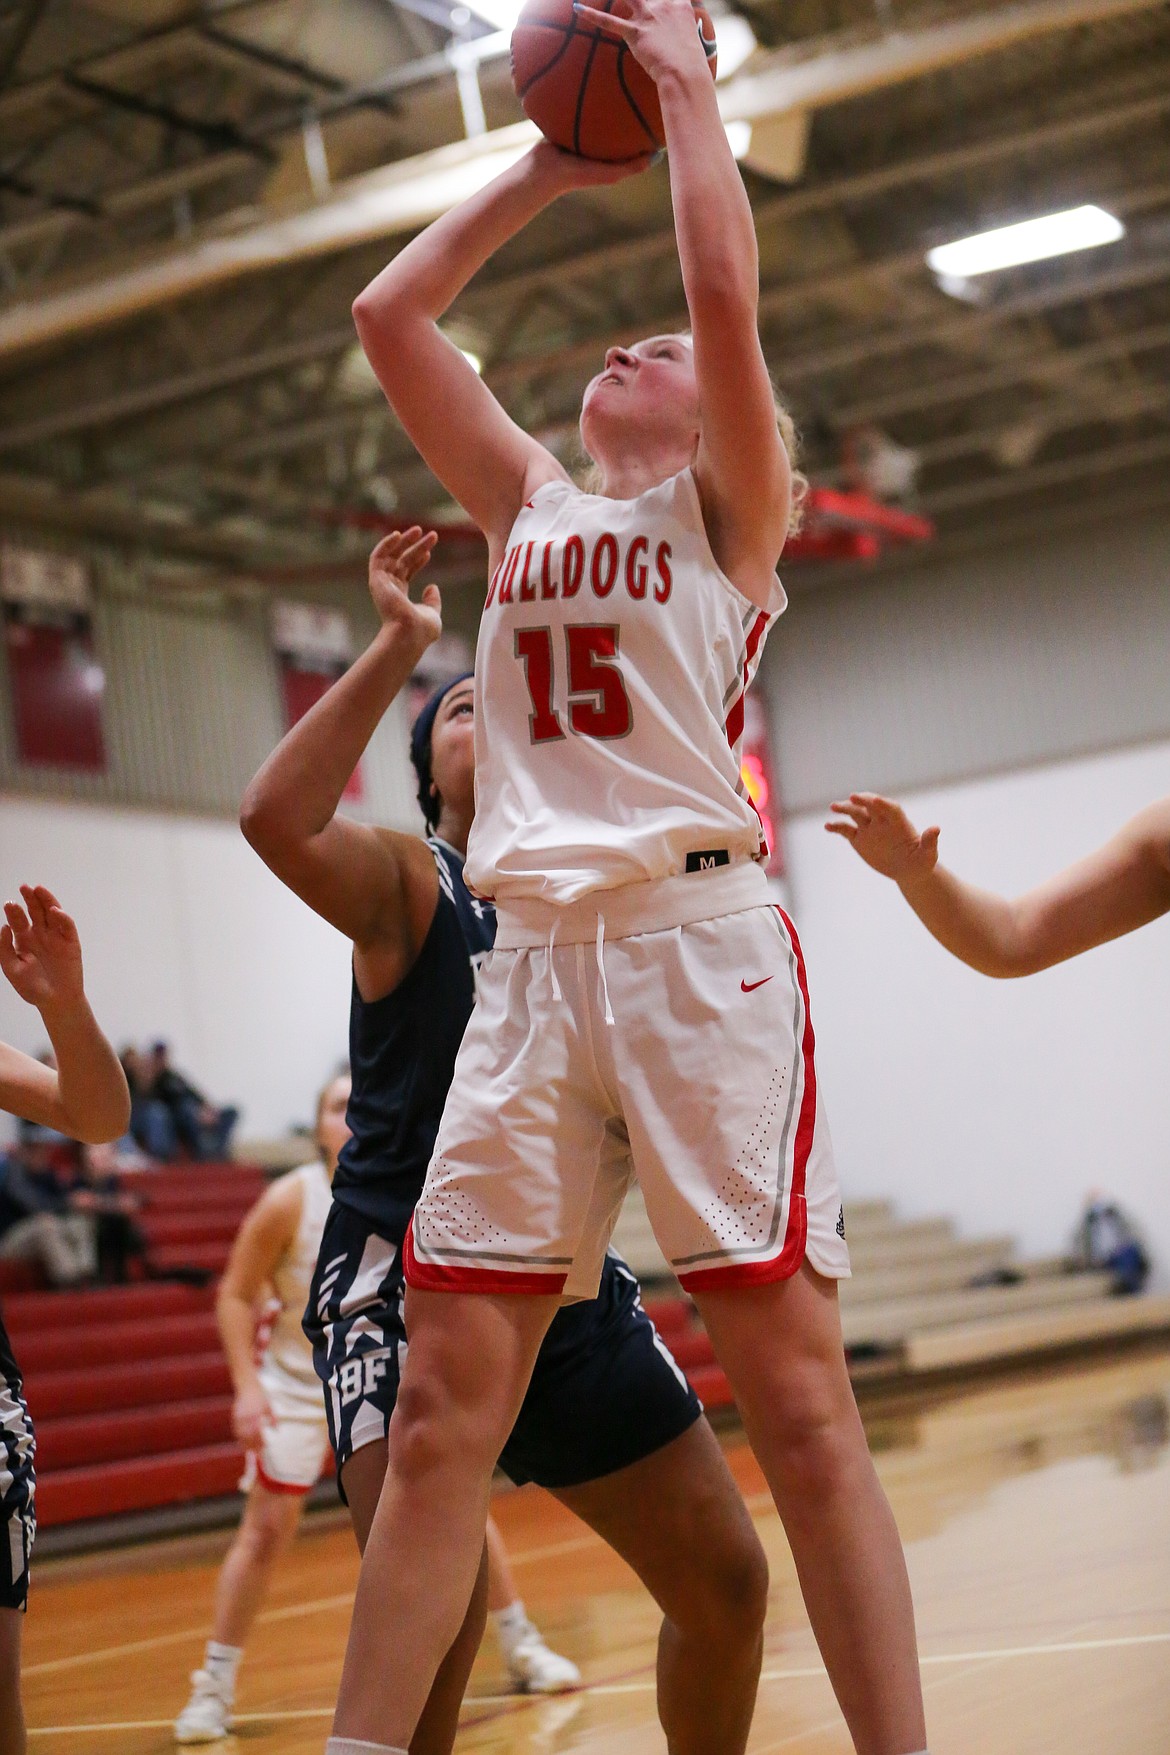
713, 13, 757, 80
461, 348, 483, 374
926, 204, 1124, 278
724, 119, 752, 160
462, 0, 525, 28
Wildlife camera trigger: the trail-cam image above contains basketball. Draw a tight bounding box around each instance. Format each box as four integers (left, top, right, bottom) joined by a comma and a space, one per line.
511, 0, 717, 163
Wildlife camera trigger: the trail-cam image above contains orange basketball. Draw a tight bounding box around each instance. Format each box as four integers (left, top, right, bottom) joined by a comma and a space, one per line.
511, 0, 717, 163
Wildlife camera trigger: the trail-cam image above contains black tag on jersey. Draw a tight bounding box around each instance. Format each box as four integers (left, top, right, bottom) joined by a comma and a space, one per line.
685, 849, 730, 873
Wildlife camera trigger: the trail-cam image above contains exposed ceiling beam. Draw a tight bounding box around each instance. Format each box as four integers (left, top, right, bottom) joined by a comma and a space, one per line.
0, 466, 334, 565
1, 0, 1164, 358
831, 314, 1170, 428
0, 0, 49, 91
921, 424, 1170, 514
3, 74, 1162, 445
0, 325, 356, 451
721, 0, 1167, 123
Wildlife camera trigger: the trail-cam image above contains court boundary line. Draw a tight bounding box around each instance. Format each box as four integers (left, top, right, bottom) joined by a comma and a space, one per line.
26, 1629, 1170, 1736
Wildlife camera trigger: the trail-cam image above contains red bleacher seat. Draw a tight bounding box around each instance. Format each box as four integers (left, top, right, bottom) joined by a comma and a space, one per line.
35, 1397, 233, 1472
36, 1441, 247, 1526
17, 1310, 221, 1373
25, 1353, 230, 1420
686, 1363, 735, 1409
137, 1212, 247, 1248
0, 1260, 42, 1296
2, 1281, 214, 1334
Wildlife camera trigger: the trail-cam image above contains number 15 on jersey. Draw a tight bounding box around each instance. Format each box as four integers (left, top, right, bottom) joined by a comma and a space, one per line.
515, 625, 634, 744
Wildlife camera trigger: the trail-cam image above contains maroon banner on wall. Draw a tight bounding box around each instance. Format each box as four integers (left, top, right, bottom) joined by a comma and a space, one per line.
272, 602, 362, 802
1, 545, 106, 771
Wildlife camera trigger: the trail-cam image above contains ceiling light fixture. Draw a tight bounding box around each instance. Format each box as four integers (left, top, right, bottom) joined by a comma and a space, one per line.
926, 204, 1124, 278
461, 0, 526, 29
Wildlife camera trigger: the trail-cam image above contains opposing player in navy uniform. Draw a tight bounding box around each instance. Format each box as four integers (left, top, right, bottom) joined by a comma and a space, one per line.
0, 885, 131, 1755
240, 529, 770, 1755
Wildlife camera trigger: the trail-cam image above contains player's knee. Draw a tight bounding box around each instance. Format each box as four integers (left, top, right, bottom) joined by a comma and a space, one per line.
241, 1501, 296, 1567
749, 1357, 854, 1496
390, 1370, 498, 1483
700, 1522, 769, 1644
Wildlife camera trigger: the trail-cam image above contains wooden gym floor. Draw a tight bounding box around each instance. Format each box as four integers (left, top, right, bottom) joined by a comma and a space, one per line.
26, 1345, 1170, 1755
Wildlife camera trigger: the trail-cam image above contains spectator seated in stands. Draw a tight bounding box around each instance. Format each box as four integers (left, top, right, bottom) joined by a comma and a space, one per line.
0, 1139, 96, 1287
129, 1042, 239, 1163
0, 1135, 149, 1287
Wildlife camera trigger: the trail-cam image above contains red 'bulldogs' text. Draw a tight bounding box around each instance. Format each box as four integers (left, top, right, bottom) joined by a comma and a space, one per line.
486, 534, 673, 609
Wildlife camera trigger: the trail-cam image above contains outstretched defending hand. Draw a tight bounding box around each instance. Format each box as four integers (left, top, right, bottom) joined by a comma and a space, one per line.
369, 527, 442, 650
825, 794, 941, 885
0, 885, 86, 1012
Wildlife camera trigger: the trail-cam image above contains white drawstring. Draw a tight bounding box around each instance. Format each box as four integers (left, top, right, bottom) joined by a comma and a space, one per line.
547, 919, 563, 1002
595, 915, 615, 1027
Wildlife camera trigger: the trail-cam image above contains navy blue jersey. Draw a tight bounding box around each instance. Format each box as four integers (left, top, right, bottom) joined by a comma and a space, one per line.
331, 839, 495, 1236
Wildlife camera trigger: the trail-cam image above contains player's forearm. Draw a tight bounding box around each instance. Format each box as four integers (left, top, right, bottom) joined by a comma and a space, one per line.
241, 622, 422, 856
658, 63, 758, 320
898, 865, 1030, 978
216, 1289, 262, 1394
39, 996, 131, 1143
353, 152, 559, 333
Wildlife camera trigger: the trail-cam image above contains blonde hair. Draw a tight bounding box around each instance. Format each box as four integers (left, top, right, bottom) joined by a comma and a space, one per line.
577, 335, 807, 536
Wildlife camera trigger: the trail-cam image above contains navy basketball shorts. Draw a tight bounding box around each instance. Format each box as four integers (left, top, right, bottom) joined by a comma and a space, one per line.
0, 1324, 36, 1613
304, 1200, 701, 1497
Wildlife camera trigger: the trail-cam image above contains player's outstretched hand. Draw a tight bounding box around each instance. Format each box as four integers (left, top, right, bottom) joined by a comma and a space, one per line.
573, 0, 710, 86
368, 527, 442, 650
0, 885, 86, 1013
825, 794, 941, 885
232, 1383, 275, 1453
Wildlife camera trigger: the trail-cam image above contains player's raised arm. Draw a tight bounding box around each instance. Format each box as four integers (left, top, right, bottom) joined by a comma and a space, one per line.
0, 886, 130, 1143
575, 0, 790, 601
351, 145, 648, 554
241, 531, 443, 978
826, 792, 1170, 977
215, 1176, 303, 1452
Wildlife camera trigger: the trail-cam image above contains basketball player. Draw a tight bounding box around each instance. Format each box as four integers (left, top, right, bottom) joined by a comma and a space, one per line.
175, 1068, 579, 1743
240, 529, 771, 1755
328, 2, 929, 1746
0, 885, 130, 1755
826, 791, 1170, 973
174, 1072, 349, 1742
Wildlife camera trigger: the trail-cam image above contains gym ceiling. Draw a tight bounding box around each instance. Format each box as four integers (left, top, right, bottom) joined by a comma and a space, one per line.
1, 0, 1169, 598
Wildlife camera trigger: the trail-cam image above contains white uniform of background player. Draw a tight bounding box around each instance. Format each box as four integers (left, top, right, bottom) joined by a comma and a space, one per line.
242, 1159, 333, 1495
407, 469, 850, 1298
176, 1073, 578, 1746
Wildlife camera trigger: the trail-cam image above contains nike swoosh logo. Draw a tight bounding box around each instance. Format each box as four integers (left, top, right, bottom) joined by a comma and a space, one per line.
741, 977, 773, 993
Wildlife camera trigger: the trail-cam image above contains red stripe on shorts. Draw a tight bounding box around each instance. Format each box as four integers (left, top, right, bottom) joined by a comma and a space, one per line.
403, 1216, 568, 1295
676, 906, 815, 1292
254, 1460, 313, 1496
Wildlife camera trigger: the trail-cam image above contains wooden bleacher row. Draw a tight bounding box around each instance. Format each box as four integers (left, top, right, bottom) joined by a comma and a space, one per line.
611, 1188, 1170, 1380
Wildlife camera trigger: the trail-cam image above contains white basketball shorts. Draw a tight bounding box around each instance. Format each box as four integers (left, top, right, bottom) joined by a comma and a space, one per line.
239, 1366, 330, 1495
406, 892, 850, 1300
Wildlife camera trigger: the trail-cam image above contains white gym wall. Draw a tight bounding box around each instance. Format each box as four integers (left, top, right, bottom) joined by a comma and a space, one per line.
765, 504, 1170, 1280
1, 501, 1167, 1275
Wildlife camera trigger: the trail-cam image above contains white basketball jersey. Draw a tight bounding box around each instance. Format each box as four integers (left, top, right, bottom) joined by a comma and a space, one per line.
260, 1160, 332, 1392
464, 468, 786, 906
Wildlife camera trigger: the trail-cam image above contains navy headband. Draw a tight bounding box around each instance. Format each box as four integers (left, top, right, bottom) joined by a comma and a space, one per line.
409, 671, 474, 831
